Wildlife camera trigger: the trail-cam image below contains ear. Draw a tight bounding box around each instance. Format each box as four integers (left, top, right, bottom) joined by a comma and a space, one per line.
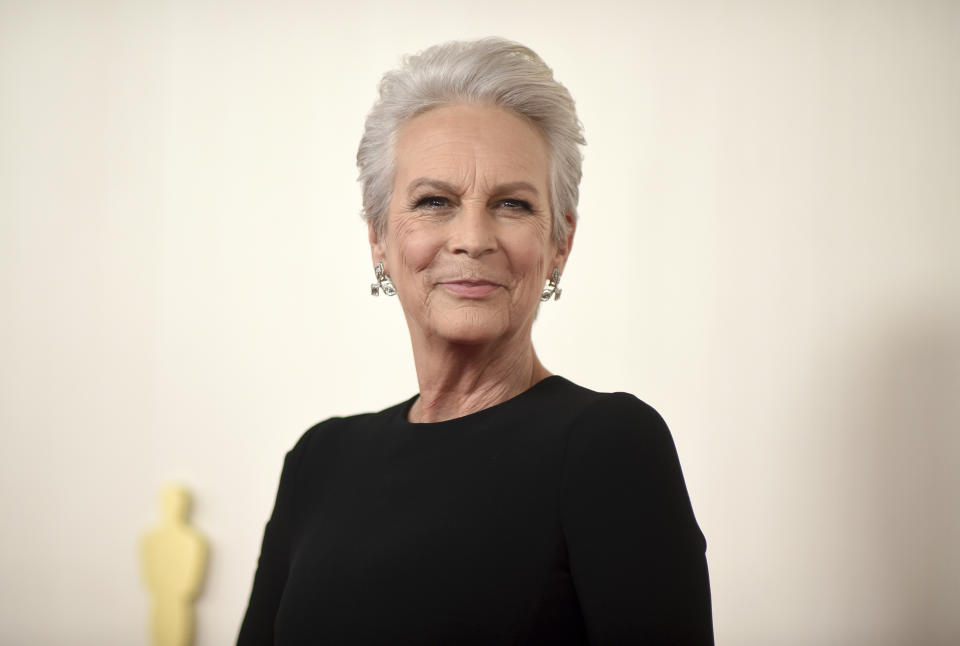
552, 211, 577, 274
368, 221, 386, 267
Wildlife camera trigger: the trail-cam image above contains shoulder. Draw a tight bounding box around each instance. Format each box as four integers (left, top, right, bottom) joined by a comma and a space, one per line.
565, 390, 676, 468
543, 378, 682, 476
286, 408, 382, 462
570, 392, 685, 496
281, 397, 412, 476
581, 388, 665, 423
547, 377, 670, 439
558, 383, 705, 549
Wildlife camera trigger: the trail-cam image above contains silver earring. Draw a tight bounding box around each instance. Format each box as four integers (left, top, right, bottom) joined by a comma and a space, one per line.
370, 261, 397, 296
540, 267, 562, 302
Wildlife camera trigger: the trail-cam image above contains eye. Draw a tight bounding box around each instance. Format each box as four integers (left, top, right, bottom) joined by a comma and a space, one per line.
497, 199, 533, 212
412, 195, 451, 210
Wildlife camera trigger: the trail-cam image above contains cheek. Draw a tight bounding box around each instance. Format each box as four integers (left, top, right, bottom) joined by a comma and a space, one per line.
388, 220, 441, 274
508, 238, 551, 291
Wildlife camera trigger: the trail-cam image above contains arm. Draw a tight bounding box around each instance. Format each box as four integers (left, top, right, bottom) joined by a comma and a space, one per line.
561, 393, 714, 645
236, 442, 305, 646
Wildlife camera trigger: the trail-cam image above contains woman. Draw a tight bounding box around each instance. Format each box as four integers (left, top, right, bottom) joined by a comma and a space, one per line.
238, 38, 713, 645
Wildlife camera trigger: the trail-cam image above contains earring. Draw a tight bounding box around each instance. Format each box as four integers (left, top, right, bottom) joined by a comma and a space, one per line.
370, 260, 397, 296
540, 267, 562, 302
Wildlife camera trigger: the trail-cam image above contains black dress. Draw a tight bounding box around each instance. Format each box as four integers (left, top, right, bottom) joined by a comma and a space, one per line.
237, 376, 713, 645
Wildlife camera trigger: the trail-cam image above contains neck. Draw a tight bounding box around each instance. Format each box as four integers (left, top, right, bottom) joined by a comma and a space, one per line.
407, 330, 551, 423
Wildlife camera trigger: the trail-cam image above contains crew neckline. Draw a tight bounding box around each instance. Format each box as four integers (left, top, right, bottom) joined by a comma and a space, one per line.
392, 375, 567, 428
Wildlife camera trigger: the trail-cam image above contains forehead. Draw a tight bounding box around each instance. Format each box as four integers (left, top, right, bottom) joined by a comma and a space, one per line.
393, 103, 550, 191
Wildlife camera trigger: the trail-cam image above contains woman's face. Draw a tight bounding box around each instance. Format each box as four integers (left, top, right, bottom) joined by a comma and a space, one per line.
370, 102, 573, 348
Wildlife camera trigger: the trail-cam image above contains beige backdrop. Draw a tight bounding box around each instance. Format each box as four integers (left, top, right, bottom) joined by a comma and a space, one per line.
1, 1, 958, 644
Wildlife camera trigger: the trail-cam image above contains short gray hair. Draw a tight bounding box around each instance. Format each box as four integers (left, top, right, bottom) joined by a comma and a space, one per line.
356, 37, 585, 246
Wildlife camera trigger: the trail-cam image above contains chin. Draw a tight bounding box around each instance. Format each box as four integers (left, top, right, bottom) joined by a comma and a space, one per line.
433, 310, 512, 346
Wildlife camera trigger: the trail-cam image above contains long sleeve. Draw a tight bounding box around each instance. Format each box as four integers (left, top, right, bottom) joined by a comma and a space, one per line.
236, 443, 303, 646
561, 393, 714, 645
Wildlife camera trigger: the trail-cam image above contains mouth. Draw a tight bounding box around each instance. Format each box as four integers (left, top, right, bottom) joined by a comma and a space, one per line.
438, 280, 500, 298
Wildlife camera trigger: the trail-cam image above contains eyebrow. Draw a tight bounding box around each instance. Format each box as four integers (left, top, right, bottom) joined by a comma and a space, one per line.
405, 178, 541, 197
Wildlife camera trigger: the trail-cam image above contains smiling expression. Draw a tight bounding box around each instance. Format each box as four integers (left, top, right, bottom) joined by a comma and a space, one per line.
369, 102, 573, 348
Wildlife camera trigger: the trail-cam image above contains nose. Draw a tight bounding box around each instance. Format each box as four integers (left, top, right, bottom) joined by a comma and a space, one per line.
448, 201, 498, 258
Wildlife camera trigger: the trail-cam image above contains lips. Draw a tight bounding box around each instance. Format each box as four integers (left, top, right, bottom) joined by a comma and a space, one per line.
438, 280, 500, 298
